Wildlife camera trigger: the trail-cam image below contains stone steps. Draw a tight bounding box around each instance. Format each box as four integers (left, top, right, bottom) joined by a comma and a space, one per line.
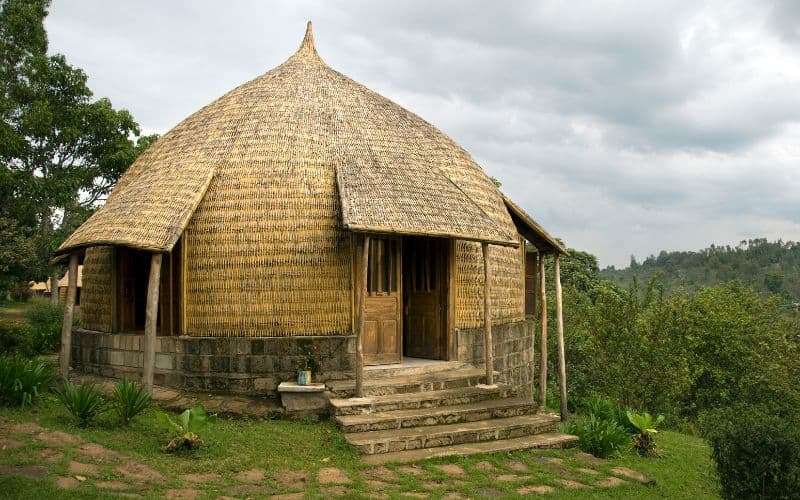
329, 384, 511, 416
361, 432, 579, 465
326, 367, 488, 398
335, 397, 535, 433
346, 413, 560, 455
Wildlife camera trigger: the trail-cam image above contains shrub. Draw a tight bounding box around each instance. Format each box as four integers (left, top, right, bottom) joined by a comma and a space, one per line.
56, 380, 105, 427
703, 405, 800, 499
627, 410, 665, 456
111, 379, 150, 425
24, 302, 64, 354
566, 414, 630, 458
155, 405, 217, 452
0, 355, 53, 407
0, 321, 35, 356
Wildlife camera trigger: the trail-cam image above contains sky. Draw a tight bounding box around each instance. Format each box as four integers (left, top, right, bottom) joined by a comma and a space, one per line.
45, 1, 800, 268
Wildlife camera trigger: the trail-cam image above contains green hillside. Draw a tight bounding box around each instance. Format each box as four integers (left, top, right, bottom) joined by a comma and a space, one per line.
601, 239, 800, 301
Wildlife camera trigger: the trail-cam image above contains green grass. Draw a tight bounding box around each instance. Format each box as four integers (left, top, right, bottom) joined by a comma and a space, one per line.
0, 299, 41, 324
0, 395, 720, 499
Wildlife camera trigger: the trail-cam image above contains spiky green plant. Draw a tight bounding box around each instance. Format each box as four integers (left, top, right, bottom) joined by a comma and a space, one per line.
56, 380, 105, 426
111, 379, 150, 425
0, 355, 53, 407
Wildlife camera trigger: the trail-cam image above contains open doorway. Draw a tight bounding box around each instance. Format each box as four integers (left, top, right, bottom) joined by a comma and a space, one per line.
402, 236, 449, 360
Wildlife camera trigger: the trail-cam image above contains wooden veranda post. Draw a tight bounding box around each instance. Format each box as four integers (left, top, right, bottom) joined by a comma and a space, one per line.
59, 253, 79, 379
355, 235, 370, 397
143, 253, 163, 394
538, 253, 548, 411
482, 243, 494, 385
554, 254, 567, 421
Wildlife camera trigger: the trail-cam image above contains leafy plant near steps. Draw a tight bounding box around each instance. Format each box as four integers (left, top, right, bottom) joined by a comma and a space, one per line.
155, 405, 217, 452
0, 355, 53, 407
56, 380, 105, 426
627, 410, 665, 456
111, 379, 150, 425
565, 413, 630, 458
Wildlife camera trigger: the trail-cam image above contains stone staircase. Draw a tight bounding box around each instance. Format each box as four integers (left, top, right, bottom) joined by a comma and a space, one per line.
328, 362, 577, 464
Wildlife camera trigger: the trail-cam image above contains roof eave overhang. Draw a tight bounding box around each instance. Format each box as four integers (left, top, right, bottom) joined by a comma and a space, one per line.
502, 194, 568, 256
344, 224, 519, 248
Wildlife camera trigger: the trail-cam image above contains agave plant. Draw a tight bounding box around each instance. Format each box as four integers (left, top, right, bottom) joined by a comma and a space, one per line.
56, 380, 105, 427
111, 379, 150, 425
155, 405, 217, 452
0, 355, 53, 407
627, 410, 666, 456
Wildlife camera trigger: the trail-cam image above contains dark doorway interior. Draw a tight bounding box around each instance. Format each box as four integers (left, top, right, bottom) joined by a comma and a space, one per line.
402, 237, 448, 360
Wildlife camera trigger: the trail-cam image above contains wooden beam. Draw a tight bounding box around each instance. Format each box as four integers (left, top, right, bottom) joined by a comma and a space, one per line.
482, 243, 494, 386
143, 253, 163, 394
554, 254, 568, 421
355, 235, 370, 397
538, 253, 548, 411
59, 253, 79, 380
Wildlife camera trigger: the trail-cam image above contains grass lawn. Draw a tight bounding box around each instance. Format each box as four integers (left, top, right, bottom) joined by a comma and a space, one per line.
0, 389, 719, 499
0, 298, 43, 323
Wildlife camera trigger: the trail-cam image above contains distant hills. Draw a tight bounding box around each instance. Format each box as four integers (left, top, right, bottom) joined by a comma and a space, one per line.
601, 239, 800, 300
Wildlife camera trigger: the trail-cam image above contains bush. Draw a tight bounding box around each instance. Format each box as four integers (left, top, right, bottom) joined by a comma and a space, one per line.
155, 405, 217, 452
111, 379, 150, 425
56, 380, 105, 427
703, 405, 800, 499
0, 355, 53, 407
566, 413, 630, 458
24, 302, 64, 354
0, 321, 35, 356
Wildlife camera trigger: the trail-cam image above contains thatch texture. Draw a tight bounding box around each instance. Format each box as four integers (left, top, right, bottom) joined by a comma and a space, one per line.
65, 23, 535, 336
79, 247, 114, 332
503, 194, 568, 255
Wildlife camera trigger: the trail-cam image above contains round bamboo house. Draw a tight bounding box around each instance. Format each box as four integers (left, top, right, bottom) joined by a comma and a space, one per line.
55, 23, 566, 398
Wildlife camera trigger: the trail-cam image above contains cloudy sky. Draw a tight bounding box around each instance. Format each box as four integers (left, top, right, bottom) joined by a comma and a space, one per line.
46, 1, 799, 268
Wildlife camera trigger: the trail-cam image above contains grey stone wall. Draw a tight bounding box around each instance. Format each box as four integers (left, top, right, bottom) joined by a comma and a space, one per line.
70, 329, 356, 396
456, 318, 536, 397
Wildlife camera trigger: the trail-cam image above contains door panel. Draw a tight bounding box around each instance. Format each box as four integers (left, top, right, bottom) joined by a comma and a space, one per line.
403, 237, 447, 359
360, 238, 402, 365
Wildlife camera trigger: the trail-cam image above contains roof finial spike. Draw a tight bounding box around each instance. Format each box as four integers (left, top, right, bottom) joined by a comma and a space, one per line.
297, 20, 317, 56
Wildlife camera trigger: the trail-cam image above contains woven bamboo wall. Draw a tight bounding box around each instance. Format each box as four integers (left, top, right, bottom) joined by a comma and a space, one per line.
454, 241, 525, 329
80, 246, 114, 332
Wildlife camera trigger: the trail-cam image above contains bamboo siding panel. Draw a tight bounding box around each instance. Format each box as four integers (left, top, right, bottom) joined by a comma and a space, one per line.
80, 247, 114, 332
455, 241, 524, 329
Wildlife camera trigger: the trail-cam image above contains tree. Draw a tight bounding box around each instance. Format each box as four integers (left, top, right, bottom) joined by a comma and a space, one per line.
0, 0, 155, 299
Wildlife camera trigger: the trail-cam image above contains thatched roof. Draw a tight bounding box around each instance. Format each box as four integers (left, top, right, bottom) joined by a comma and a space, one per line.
503, 195, 568, 255
56, 22, 524, 257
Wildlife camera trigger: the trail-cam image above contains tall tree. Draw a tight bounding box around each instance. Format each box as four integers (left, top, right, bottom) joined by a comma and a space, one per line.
0, 0, 156, 300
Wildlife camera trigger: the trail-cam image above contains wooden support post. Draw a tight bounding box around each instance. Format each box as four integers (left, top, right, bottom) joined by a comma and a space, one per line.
355, 235, 370, 397
59, 253, 79, 380
482, 243, 494, 386
554, 254, 568, 421
538, 253, 548, 411
143, 253, 163, 394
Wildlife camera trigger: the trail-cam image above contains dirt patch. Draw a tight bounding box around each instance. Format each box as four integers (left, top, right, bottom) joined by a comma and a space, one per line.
235, 468, 266, 482
476, 488, 502, 497
496, 474, 522, 482
115, 460, 166, 482
164, 488, 201, 499
180, 472, 221, 483
441, 493, 467, 500
434, 464, 465, 476
474, 461, 493, 471
598, 476, 628, 487
517, 485, 555, 494
322, 486, 352, 496
96, 480, 130, 490
396, 465, 425, 475
556, 479, 591, 489
55, 476, 82, 489
39, 448, 64, 462
365, 479, 392, 489
269, 494, 305, 500
8, 422, 44, 435
35, 430, 80, 446
612, 466, 654, 485
274, 469, 309, 489
225, 484, 270, 496
577, 467, 599, 475
76, 442, 122, 461
68, 461, 100, 476
573, 452, 606, 464
317, 467, 351, 485
0, 464, 49, 479
400, 493, 428, 498
363, 466, 398, 481
0, 436, 23, 449
505, 460, 529, 472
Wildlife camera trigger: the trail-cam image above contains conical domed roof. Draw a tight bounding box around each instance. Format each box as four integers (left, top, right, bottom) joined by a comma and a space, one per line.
57, 22, 519, 257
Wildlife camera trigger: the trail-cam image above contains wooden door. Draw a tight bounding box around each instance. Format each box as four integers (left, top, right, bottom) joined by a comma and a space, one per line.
359, 237, 402, 365
403, 237, 447, 359
116, 247, 150, 332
